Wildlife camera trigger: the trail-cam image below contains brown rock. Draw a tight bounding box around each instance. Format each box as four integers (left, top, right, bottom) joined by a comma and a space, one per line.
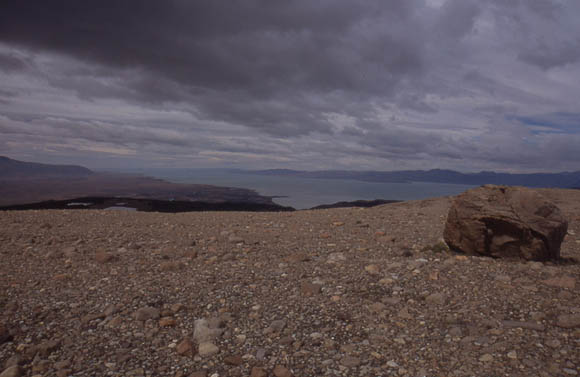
159, 317, 176, 327
176, 338, 194, 356
95, 251, 115, 263
300, 282, 322, 296
250, 367, 267, 377
444, 185, 568, 260
36, 339, 61, 357
0, 366, 21, 377
501, 320, 545, 331
340, 356, 361, 367
556, 314, 580, 328
134, 306, 160, 321
224, 355, 243, 366
425, 292, 446, 306
160, 261, 184, 271
273, 365, 293, 377
189, 372, 207, 377
542, 276, 576, 289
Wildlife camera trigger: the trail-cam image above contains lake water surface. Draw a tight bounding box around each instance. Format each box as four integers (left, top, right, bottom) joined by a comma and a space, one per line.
115, 168, 474, 210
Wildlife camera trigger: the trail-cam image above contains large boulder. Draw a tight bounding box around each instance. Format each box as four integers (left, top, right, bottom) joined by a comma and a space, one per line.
444, 185, 568, 260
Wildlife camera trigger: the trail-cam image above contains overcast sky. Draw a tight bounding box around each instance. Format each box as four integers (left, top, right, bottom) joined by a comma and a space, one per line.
1, 0, 580, 172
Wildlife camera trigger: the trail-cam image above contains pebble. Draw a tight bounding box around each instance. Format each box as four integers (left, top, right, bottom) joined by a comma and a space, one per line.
134, 306, 160, 321
425, 292, 446, 305
386, 360, 399, 368
340, 356, 361, 367
176, 338, 193, 356
300, 282, 322, 296
223, 355, 243, 366
159, 317, 176, 327
198, 342, 219, 357
95, 251, 114, 263
365, 264, 380, 274
194, 318, 223, 343
327, 252, 346, 263
542, 276, 576, 289
479, 354, 493, 362
0, 366, 21, 377
256, 348, 267, 360
556, 314, 580, 328
273, 365, 292, 377
250, 367, 267, 377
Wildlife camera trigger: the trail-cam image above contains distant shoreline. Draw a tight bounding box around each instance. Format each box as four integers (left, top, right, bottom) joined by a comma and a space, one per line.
0, 196, 404, 213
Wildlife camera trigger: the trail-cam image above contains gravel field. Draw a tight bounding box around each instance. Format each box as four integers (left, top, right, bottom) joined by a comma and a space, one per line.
1, 189, 579, 377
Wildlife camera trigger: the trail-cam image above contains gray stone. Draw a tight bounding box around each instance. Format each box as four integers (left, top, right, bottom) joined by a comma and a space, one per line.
197, 342, 219, 357
134, 307, 160, 321
193, 318, 223, 343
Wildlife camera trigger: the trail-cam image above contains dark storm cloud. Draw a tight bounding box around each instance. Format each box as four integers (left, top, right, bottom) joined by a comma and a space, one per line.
0, 0, 428, 136
1, 0, 580, 171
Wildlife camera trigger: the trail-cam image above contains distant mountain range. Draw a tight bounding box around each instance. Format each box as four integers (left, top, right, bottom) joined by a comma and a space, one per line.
243, 168, 580, 189
0, 156, 282, 208
0, 155, 93, 178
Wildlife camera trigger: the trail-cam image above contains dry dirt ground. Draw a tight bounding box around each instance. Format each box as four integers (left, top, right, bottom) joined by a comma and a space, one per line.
1, 188, 579, 377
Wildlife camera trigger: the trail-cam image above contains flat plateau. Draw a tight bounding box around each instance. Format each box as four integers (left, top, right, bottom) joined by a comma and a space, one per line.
1, 188, 579, 376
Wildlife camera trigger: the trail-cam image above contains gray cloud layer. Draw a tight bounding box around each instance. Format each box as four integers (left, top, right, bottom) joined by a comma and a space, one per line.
1, 0, 580, 171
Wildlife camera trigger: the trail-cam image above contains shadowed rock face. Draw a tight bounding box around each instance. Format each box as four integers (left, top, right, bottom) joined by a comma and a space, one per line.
444, 185, 568, 260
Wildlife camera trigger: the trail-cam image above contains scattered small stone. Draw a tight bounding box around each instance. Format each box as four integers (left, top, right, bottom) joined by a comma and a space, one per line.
479, 354, 493, 362
95, 251, 114, 263
176, 338, 194, 356
425, 292, 446, 306
0, 366, 21, 377
507, 351, 517, 359
340, 356, 361, 367
194, 318, 223, 343
250, 367, 267, 377
134, 307, 160, 321
501, 320, 545, 331
556, 314, 580, 328
159, 317, 176, 327
160, 261, 184, 271
224, 355, 243, 366
273, 365, 292, 377
197, 342, 219, 357
365, 264, 380, 274
542, 276, 576, 289
448, 327, 462, 337
228, 235, 244, 244
326, 252, 346, 263
256, 348, 267, 360
300, 282, 322, 296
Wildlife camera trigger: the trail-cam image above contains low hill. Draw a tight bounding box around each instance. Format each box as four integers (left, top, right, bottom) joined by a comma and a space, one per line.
0, 157, 280, 207
0, 156, 93, 178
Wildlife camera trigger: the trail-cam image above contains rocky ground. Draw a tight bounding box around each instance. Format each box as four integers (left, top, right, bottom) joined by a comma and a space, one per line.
1, 188, 579, 377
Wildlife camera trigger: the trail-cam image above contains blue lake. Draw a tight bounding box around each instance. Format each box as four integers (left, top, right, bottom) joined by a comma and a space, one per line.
110, 168, 475, 210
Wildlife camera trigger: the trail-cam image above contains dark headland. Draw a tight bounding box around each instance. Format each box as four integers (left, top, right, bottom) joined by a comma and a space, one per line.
0, 156, 290, 212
